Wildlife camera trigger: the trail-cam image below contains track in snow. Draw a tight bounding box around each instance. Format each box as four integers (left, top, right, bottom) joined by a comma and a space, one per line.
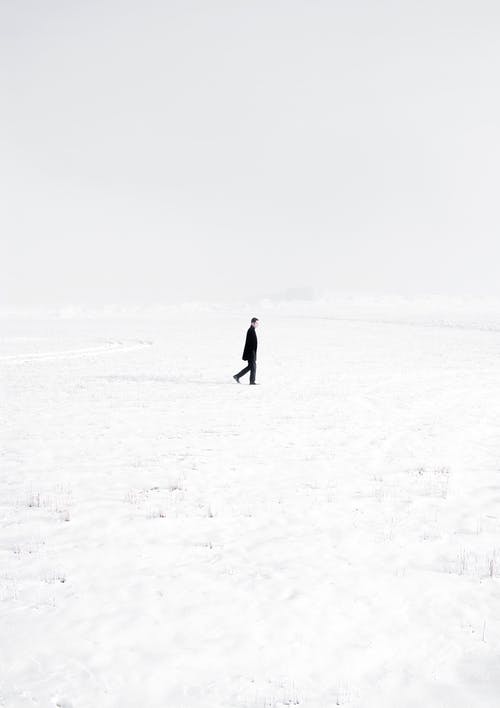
0, 339, 153, 363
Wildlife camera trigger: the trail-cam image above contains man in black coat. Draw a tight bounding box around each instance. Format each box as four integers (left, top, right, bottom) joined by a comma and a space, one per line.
233, 317, 259, 384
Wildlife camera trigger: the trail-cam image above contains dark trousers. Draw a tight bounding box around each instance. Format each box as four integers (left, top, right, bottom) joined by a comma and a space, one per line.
236, 354, 256, 383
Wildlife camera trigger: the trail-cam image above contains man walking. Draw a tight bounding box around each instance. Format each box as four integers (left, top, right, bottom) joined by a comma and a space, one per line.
233, 317, 259, 385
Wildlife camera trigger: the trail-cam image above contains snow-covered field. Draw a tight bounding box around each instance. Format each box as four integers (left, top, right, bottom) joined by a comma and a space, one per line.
2, 299, 500, 708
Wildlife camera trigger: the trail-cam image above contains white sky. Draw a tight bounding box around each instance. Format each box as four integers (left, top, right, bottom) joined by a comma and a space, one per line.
1, 0, 499, 305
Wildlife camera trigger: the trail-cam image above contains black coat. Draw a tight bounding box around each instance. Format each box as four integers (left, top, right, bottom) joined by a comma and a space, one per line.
242, 326, 258, 361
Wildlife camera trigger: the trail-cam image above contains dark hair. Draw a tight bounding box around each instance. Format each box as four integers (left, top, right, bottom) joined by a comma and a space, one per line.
251, 317, 259, 324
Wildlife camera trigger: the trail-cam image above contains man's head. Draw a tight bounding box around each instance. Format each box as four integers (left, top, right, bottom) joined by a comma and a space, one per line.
251, 317, 259, 328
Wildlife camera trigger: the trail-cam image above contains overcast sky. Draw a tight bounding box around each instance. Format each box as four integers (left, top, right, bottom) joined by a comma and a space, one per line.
1, 0, 499, 305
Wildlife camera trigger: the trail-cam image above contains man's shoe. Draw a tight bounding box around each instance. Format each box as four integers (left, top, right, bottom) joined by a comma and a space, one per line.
233, 375, 240, 384
249, 382, 259, 385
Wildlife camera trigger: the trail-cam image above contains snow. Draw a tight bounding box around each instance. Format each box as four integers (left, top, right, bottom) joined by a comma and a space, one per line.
2, 298, 500, 707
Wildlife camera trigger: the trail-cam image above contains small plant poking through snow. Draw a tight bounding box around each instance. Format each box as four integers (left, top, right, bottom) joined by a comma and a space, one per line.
12, 537, 45, 558
125, 478, 186, 519
167, 476, 185, 492
22, 484, 73, 516
334, 684, 352, 705
27, 489, 41, 508
44, 571, 67, 584
369, 466, 451, 501
250, 680, 301, 707
414, 465, 450, 499
447, 548, 500, 578
124, 488, 149, 505
149, 507, 167, 519
0, 574, 19, 602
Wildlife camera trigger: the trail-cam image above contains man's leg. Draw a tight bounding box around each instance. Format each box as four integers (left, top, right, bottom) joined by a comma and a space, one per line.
235, 362, 251, 381
249, 354, 256, 384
